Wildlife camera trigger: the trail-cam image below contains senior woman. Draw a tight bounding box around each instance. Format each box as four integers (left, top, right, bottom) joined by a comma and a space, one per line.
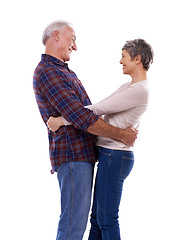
47, 39, 154, 240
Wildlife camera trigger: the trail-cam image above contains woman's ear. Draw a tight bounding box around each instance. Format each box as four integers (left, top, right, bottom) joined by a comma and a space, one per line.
135, 55, 141, 64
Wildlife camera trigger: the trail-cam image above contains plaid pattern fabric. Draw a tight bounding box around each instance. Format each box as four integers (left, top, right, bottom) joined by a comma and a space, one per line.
33, 54, 99, 173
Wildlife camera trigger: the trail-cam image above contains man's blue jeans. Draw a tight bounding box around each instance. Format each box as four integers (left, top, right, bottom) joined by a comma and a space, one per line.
56, 161, 94, 240
88, 147, 134, 240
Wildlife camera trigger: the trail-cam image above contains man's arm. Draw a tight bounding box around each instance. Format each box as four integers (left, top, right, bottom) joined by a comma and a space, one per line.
87, 118, 138, 146
39, 67, 99, 131
46, 116, 137, 146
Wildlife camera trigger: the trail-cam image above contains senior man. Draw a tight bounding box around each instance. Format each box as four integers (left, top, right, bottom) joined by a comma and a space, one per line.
33, 20, 137, 240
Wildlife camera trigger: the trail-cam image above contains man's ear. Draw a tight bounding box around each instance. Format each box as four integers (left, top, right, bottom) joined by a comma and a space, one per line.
135, 55, 141, 64
52, 30, 59, 42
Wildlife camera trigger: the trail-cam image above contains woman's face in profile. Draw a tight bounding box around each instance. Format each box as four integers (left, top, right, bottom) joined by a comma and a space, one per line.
120, 50, 135, 75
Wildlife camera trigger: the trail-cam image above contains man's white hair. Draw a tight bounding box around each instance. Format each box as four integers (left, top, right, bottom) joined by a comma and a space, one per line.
42, 20, 73, 45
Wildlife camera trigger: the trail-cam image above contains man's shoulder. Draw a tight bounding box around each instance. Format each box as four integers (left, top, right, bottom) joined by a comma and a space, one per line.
34, 60, 55, 74
34, 60, 64, 82
33, 62, 74, 91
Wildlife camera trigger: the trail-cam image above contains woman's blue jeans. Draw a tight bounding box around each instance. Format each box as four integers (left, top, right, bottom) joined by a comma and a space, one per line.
88, 147, 134, 240
56, 161, 94, 240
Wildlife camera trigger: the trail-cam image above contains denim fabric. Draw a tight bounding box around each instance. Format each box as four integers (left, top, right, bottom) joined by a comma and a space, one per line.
56, 162, 94, 240
88, 147, 134, 240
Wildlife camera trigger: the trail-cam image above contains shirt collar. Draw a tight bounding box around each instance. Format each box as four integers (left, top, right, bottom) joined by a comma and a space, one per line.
41, 54, 69, 68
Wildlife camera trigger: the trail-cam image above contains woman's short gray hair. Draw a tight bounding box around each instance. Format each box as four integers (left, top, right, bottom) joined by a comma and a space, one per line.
42, 20, 73, 45
122, 39, 154, 71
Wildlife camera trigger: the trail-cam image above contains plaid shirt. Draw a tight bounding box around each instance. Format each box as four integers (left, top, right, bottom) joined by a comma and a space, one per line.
33, 54, 99, 173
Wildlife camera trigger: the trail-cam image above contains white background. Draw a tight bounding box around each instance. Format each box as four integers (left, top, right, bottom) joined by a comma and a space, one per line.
1, 0, 191, 239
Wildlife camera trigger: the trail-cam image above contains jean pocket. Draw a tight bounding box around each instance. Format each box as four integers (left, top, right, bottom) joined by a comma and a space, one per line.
120, 156, 134, 179
99, 147, 112, 156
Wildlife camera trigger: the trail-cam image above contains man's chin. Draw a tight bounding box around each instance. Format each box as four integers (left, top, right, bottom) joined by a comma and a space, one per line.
63, 56, 71, 62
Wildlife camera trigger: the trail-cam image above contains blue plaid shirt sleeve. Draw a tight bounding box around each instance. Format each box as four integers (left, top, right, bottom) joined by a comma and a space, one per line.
39, 66, 98, 131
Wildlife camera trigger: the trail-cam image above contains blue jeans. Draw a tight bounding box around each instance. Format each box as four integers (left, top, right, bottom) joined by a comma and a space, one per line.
88, 147, 134, 240
56, 161, 94, 240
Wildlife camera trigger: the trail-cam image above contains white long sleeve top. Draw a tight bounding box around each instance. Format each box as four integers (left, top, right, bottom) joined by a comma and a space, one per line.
63, 80, 149, 151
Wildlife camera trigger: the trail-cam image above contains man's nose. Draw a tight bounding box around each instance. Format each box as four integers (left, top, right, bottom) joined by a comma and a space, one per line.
72, 42, 77, 51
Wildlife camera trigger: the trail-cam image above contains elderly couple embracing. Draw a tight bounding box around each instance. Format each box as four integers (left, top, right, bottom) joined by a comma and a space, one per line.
33, 20, 153, 240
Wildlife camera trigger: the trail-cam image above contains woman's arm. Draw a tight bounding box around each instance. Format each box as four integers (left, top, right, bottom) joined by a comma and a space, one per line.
88, 84, 146, 116
47, 116, 70, 132
47, 111, 103, 132
47, 83, 146, 132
